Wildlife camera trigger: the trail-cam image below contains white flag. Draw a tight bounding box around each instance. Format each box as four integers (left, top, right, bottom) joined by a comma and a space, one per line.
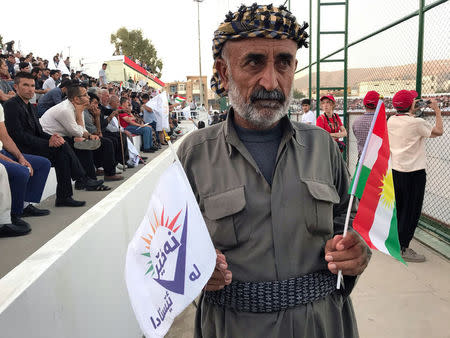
125, 161, 216, 337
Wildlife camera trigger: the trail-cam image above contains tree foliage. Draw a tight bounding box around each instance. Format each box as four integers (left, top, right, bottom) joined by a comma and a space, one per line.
293, 89, 305, 99
110, 27, 163, 78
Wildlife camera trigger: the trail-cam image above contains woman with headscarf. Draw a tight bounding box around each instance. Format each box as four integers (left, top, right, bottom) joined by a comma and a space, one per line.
316, 94, 347, 152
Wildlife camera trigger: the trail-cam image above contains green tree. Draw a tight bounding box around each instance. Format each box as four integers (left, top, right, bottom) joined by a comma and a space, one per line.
293, 89, 305, 99
111, 27, 163, 78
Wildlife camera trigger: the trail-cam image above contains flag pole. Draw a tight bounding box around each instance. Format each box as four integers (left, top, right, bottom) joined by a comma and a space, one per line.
163, 130, 181, 164
336, 98, 384, 289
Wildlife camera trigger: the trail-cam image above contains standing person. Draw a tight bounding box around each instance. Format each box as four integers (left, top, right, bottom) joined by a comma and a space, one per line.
177, 4, 370, 338
99, 63, 108, 86
352, 91, 380, 159
388, 90, 443, 262
300, 98, 315, 125
316, 94, 347, 152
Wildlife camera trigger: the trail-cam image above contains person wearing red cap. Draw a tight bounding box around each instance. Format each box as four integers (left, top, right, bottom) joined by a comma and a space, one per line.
316, 94, 347, 152
388, 90, 443, 262
352, 91, 380, 159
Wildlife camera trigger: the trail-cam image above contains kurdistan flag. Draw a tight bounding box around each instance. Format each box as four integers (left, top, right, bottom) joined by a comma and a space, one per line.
175, 95, 186, 102
350, 101, 404, 263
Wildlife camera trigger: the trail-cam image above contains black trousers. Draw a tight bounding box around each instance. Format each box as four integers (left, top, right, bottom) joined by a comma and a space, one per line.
25, 142, 85, 199
392, 169, 426, 249
103, 130, 129, 165
93, 137, 116, 176
65, 137, 97, 180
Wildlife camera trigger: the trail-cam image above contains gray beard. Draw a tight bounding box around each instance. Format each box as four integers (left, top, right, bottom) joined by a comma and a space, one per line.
227, 77, 292, 129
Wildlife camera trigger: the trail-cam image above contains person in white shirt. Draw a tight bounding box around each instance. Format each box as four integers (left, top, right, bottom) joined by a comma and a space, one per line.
42, 70, 61, 91
300, 98, 315, 125
388, 89, 443, 262
99, 63, 108, 86
40, 84, 111, 191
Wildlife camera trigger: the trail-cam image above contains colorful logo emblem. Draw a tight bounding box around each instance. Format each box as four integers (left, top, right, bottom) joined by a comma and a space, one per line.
141, 205, 189, 295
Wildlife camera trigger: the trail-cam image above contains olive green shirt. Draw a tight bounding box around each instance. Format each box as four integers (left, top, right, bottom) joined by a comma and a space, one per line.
177, 112, 359, 338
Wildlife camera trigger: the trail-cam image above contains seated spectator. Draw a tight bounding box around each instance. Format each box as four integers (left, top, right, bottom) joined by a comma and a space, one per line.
0, 103, 51, 237
42, 70, 61, 91
40, 68, 50, 82
39, 83, 111, 191
4, 72, 102, 207
36, 79, 72, 117
119, 97, 157, 153
141, 93, 159, 147
6, 54, 16, 79
0, 58, 15, 103
98, 89, 130, 167
18, 61, 31, 73
83, 92, 123, 181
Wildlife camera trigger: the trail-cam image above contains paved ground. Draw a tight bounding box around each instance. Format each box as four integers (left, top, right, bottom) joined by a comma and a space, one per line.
166, 241, 450, 338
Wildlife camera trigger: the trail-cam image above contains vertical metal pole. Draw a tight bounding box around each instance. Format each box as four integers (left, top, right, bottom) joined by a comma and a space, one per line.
316, 0, 321, 118
416, 0, 425, 97
197, 1, 205, 108
309, 0, 312, 101
343, 0, 349, 161
288, 0, 291, 10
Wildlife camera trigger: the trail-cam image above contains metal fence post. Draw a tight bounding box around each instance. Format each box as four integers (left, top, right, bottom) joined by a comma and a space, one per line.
416, 0, 425, 97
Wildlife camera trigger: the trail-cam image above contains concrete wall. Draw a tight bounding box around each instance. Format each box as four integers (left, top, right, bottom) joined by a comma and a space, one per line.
0, 139, 186, 338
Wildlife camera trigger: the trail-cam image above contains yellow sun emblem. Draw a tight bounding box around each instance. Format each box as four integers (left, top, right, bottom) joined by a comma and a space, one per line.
379, 170, 395, 209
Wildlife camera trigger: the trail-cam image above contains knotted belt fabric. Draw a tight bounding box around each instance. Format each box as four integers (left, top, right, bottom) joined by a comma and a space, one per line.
204, 270, 337, 313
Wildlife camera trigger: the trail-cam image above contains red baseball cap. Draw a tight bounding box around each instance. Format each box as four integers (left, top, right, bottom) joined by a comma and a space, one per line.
320, 94, 335, 103
363, 91, 380, 108
392, 90, 418, 111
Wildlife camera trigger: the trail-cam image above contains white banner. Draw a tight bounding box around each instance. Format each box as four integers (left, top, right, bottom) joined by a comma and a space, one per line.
125, 161, 215, 337
146, 91, 170, 132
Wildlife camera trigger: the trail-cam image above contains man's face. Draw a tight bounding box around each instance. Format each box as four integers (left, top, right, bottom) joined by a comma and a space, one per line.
74, 87, 89, 107
89, 98, 99, 112
15, 78, 35, 100
100, 91, 109, 105
302, 103, 310, 113
102, 65, 107, 70
43, 70, 50, 77
52, 72, 61, 80
0, 61, 8, 76
8, 56, 15, 64
21, 65, 31, 73
121, 100, 131, 112
217, 38, 297, 129
110, 97, 119, 109
321, 99, 334, 114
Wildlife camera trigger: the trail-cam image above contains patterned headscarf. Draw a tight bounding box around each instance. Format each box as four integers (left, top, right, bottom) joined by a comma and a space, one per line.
211, 3, 309, 97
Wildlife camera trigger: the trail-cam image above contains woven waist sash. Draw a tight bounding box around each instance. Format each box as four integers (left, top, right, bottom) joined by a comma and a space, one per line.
204, 270, 337, 313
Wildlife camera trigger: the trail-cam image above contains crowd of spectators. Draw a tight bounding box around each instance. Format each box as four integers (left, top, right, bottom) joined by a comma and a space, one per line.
0, 46, 184, 238
290, 94, 450, 113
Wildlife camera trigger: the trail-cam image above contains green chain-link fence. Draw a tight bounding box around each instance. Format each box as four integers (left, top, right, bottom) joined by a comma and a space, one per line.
290, 0, 450, 231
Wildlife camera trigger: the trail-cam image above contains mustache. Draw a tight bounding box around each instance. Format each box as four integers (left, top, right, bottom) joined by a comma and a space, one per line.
250, 87, 285, 104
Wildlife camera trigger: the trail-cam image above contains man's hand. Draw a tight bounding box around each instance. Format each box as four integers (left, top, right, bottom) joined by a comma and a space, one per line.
204, 249, 232, 291
124, 130, 133, 139
90, 134, 100, 140
18, 157, 34, 176
429, 98, 439, 112
49, 134, 65, 147
324, 231, 371, 276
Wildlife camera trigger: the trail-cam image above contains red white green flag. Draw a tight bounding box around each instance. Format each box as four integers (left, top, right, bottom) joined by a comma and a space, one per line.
350, 101, 404, 263
175, 96, 186, 103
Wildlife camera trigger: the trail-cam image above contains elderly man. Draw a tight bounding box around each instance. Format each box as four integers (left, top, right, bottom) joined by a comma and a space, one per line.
177, 4, 370, 338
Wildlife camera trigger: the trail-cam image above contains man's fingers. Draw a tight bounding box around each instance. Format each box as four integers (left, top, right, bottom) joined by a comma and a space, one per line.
325, 241, 365, 263
334, 231, 360, 251
325, 234, 343, 254
327, 255, 369, 276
